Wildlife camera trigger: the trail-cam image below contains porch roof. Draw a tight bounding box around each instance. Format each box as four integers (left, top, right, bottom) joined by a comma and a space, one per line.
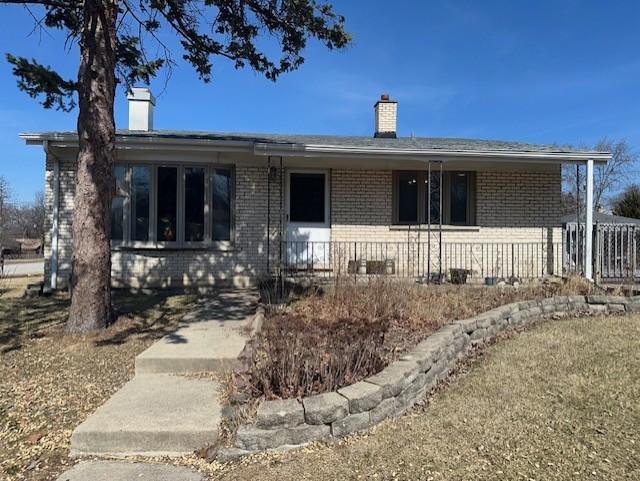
21, 130, 611, 164
561, 212, 640, 226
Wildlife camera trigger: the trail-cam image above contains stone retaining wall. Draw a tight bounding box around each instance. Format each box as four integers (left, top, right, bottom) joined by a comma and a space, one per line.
221, 294, 640, 459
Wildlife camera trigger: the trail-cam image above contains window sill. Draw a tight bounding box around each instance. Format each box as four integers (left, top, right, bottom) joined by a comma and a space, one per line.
111, 243, 239, 253
389, 225, 481, 232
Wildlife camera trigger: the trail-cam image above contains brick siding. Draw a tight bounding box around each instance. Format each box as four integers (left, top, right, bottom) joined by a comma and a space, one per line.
43, 158, 563, 288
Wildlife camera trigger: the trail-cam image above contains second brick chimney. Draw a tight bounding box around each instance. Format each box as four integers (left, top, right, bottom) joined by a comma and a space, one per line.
374, 94, 397, 138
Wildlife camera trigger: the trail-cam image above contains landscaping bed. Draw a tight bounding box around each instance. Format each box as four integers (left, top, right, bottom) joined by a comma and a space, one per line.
212, 313, 640, 480
0, 278, 197, 481
244, 277, 601, 400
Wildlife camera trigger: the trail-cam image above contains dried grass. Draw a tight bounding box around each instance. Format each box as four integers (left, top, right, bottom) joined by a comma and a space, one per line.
0, 291, 197, 480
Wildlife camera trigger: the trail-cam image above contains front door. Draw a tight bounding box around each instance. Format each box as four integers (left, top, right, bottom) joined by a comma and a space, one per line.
285, 170, 330, 268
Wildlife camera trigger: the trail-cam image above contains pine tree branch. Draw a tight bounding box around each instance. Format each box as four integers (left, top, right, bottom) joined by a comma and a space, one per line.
0, 0, 81, 8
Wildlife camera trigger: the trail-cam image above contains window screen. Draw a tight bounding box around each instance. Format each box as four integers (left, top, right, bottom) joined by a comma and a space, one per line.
111, 165, 125, 240
130, 166, 150, 242
212, 168, 232, 241
450, 173, 468, 224
397, 172, 418, 223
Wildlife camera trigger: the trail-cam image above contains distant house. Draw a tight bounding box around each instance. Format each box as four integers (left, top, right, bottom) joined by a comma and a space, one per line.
561, 211, 640, 227
1, 238, 43, 258
13, 238, 44, 256
21, 90, 610, 289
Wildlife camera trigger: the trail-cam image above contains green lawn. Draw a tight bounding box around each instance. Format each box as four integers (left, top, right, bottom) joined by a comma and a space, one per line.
210, 314, 640, 480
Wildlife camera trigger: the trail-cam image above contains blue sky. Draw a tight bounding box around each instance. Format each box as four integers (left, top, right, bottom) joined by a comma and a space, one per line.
1, 0, 639, 202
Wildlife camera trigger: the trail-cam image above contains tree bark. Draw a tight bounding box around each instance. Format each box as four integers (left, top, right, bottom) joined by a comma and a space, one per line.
66, 0, 118, 333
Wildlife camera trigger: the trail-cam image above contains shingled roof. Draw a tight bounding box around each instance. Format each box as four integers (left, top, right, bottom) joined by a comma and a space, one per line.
26, 129, 604, 155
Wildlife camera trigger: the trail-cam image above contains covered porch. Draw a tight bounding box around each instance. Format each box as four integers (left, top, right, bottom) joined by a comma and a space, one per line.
262, 144, 607, 284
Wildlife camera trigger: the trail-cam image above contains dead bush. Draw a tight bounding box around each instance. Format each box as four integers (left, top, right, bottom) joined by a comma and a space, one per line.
246, 275, 604, 399
248, 313, 389, 399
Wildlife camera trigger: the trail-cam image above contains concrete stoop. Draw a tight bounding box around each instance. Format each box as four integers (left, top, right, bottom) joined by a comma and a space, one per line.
70, 374, 221, 457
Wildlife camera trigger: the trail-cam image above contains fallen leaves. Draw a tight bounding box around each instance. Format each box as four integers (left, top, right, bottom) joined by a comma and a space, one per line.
27, 431, 47, 444
0, 291, 197, 481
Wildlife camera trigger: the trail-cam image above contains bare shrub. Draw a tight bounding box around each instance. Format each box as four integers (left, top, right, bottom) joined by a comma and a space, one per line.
247, 275, 602, 399
0, 270, 8, 299
249, 313, 388, 399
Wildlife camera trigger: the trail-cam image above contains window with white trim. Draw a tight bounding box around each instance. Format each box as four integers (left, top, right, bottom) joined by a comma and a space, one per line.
111, 164, 234, 246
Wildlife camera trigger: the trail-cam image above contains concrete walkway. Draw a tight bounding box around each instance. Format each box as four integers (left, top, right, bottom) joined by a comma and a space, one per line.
56, 461, 205, 481
68, 289, 258, 462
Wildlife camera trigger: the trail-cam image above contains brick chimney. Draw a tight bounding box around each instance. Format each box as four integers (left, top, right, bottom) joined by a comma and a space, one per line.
127, 87, 155, 131
374, 94, 397, 138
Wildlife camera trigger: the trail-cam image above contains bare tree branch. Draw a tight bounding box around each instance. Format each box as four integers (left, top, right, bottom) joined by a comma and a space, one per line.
563, 137, 639, 214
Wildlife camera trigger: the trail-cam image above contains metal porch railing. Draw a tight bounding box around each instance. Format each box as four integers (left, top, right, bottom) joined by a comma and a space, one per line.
281, 240, 564, 282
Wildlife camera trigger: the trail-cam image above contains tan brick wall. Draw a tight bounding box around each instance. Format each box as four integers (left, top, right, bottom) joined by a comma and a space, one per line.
476, 170, 562, 228
331, 168, 562, 240
330, 168, 563, 279
43, 160, 563, 288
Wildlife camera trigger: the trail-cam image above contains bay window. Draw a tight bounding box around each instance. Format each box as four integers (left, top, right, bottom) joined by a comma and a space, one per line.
185, 168, 205, 242
111, 165, 126, 241
131, 166, 151, 242
111, 164, 234, 246
393, 170, 475, 226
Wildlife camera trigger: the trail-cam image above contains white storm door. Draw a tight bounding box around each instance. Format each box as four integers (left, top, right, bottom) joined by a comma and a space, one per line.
285, 170, 331, 267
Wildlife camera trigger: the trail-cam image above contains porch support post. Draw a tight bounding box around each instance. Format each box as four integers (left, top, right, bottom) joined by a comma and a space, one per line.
585, 158, 594, 280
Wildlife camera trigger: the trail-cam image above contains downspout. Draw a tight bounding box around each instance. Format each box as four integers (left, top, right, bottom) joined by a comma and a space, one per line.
585, 159, 594, 280
45, 140, 60, 290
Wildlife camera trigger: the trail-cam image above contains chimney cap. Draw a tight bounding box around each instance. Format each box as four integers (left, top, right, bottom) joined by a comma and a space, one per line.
374, 94, 397, 107
127, 87, 156, 105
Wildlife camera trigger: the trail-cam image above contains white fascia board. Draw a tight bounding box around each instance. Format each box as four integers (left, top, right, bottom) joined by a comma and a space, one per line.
20, 133, 255, 153
253, 142, 611, 164
20, 133, 611, 164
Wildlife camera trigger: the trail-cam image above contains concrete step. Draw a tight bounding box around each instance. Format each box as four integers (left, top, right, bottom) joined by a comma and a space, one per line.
56, 461, 205, 481
70, 375, 220, 457
134, 322, 248, 375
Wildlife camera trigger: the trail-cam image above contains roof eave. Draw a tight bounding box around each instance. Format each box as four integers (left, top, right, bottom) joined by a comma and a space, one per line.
21, 132, 256, 153
20, 132, 612, 164
253, 142, 611, 164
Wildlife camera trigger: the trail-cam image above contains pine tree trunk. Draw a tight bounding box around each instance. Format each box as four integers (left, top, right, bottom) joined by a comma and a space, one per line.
66, 0, 118, 333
